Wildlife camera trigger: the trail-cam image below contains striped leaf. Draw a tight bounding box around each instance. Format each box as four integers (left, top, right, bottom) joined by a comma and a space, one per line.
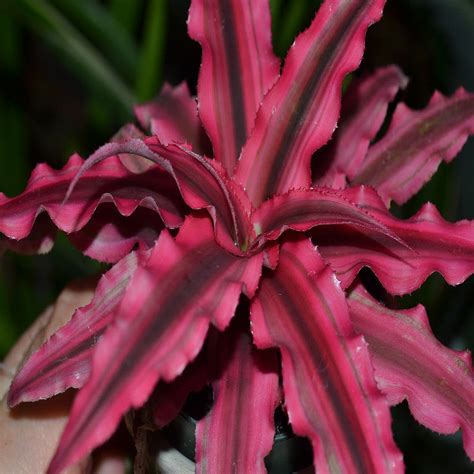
8, 249, 147, 406
352, 88, 474, 205
188, 0, 280, 174
348, 283, 474, 460
314, 186, 474, 295
314, 65, 408, 187
0, 151, 184, 261
236, 0, 386, 204
46, 216, 263, 473
251, 239, 402, 473
196, 320, 279, 473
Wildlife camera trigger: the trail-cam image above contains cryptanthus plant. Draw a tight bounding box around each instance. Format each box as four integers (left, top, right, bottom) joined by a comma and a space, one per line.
2, 0, 474, 472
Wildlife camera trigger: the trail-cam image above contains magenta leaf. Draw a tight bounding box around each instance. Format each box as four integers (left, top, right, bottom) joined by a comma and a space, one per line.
8, 250, 147, 406
352, 88, 474, 205
0, 152, 184, 247
152, 335, 212, 428
195, 320, 279, 473
188, 0, 279, 174
0, 213, 56, 255
145, 138, 253, 251
66, 138, 252, 252
251, 188, 405, 251
251, 239, 402, 474
314, 65, 408, 187
134, 82, 210, 155
110, 122, 154, 174
236, 0, 385, 204
46, 216, 263, 473
348, 282, 474, 460
315, 186, 474, 294
68, 205, 163, 263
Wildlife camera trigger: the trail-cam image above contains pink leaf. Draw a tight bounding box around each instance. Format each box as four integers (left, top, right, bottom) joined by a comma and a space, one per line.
196, 320, 279, 473
110, 123, 152, 173
0, 152, 184, 246
68, 205, 163, 263
314, 66, 408, 187
188, 0, 279, 174
0, 213, 56, 255
348, 282, 474, 460
8, 249, 147, 406
66, 138, 252, 252
46, 216, 263, 473
236, 0, 386, 205
251, 239, 402, 474
315, 186, 474, 294
251, 188, 406, 251
352, 88, 474, 205
134, 82, 210, 155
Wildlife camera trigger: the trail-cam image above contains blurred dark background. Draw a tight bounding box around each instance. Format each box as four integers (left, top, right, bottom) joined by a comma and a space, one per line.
0, 0, 473, 472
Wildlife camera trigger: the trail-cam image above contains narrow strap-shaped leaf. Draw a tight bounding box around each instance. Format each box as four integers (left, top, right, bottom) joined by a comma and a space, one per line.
46, 216, 263, 474
250, 188, 406, 251
314, 186, 474, 294
66, 138, 252, 252
0, 152, 184, 244
8, 249, 147, 406
235, 0, 385, 205
251, 239, 402, 474
134, 82, 209, 154
352, 88, 474, 205
314, 66, 408, 187
188, 0, 279, 174
196, 322, 279, 473
348, 283, 474, 460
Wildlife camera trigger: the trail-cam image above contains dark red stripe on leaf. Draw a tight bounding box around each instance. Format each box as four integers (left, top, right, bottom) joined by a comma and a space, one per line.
188, 0, 279, 174
196, 322, 279, 473
314, 66, 408, 187
251, 239, 402, 474
65, 138, 252, 253
348, 283, 474, 460
315, 186, 474, 294
236, 0, 385, 204
0, 153, 184, 245
8, 250, 146, 406
47, 216, 263, 473
146, 139, 253, 251
251, 188, 406, 252
352, 88, 474, 205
